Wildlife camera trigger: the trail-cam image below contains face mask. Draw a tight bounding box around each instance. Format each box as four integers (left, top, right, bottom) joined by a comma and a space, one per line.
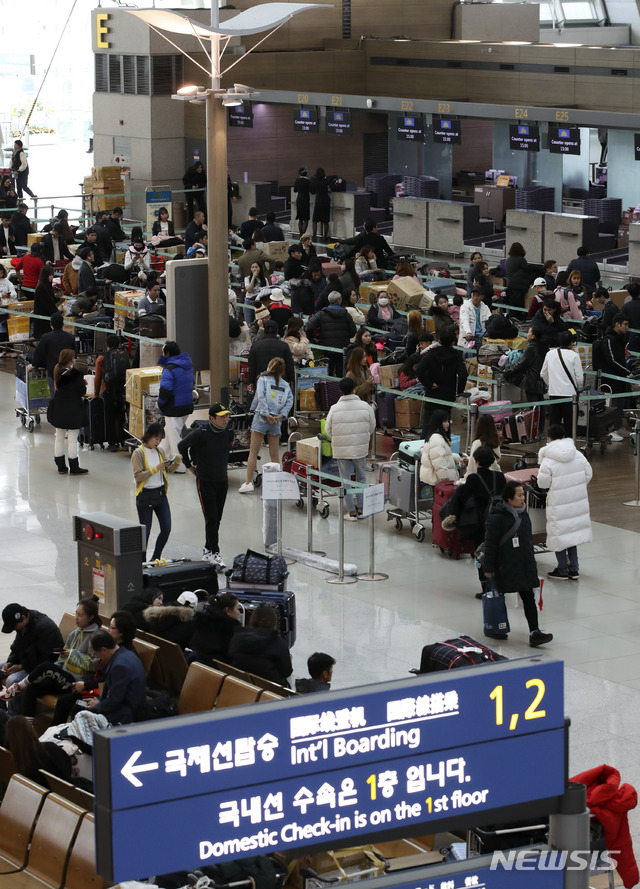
378, 298, 389, 307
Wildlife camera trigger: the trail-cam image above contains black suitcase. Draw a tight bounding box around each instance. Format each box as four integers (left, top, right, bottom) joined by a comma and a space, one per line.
138, 314, 166, 338
415, 635, 507, 673
143, 559, 219, 600
79, 396, 106, 448
587, 406, 618, 441
224, 587, 296, 648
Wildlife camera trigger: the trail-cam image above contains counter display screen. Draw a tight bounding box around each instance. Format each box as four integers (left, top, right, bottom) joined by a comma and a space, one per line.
509, 124, 540, 152
397, 115, 424, 142
326, 110, 352, 135
228, 103, 253, 128
293, 107, 318, 133
433, 117, 461, 144
548, 125, 580, 155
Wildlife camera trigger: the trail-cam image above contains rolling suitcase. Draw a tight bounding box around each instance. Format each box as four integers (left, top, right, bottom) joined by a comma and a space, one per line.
313, 379, 341, 412
143, 559, 219, 599
79, 396, 106, 448
479, 401, 512, 423
586, 406, 617, 441
398, 439, 424, 472
432, 481, 476, 558
224, 587, 296, 647
518, 406, 540, 441
376, 391, 396, 428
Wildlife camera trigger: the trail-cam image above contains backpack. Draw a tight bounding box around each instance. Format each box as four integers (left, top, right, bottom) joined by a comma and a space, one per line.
416, 635, 507, 672
103, 347, 129, 389
591, 336, 605, 372
504, 348, 524, 371
477, 342, 509, 367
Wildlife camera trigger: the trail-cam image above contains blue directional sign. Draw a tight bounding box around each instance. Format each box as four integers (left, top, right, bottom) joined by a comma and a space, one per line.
95, 658, 565, 883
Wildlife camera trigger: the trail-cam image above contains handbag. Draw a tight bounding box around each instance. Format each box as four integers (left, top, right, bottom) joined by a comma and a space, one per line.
482, 579, 511, 636
231, 549, 288, 586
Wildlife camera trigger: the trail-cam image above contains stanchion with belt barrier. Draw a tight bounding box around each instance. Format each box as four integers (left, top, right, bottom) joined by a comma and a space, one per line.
325, 488, 358, 586
624, 415, 640, 508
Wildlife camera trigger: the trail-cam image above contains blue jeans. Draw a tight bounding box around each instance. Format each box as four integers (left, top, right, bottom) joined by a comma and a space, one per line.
16, 170, 35, 199
556, 546, 578, 575
337, 457, 367, 513
136, 489, 172, 561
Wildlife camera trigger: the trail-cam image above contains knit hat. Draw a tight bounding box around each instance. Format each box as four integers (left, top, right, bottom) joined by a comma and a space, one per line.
255, 305, 270, 323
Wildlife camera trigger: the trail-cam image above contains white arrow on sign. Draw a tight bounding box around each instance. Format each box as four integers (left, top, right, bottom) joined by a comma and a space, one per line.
121, 750, 160, 787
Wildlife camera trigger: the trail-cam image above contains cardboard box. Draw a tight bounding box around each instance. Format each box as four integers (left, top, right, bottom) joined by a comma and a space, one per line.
610, 289, 630, 310
126, 367, 162, 407
139, 340, 164, 368
359, 282, 388, 304
114, 291, 141, 330
295, 437, 321, 469
618, 226, 629, 249
379, 363, 402, 390
92, 165, 122, 181
262, 240, 289, 262
388, 276, 425, 309
27, 233, 43, 246
395, 397, 422, 429
8, 314, 30, 341
128, 405, 144, 440
299, 388, 317, 411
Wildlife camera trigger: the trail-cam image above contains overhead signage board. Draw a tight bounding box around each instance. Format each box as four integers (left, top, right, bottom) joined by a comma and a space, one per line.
326, 109, 352, 136
548, 125, 581, 155
432, 117, 462, 145
293, 107, 318, 133
509, 124, 540, 152
397, 115, 425, 142
228, 102, 253, 128
95, 659, 565, 883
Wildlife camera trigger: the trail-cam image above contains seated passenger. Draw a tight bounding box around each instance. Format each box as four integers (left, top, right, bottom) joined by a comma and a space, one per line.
190, 594, 241, 666
228, 604, 292, 687
295, 652, 336, 693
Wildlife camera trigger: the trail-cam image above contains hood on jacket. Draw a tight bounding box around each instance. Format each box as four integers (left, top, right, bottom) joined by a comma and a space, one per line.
538, 437, 578, 463
143, 605, 195, 623
71, 255, 83, 270
158, 353, 193, 371
323, 306, 349, 317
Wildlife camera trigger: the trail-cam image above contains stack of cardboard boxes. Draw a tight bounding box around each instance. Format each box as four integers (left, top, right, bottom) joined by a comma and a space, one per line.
125, 367, 162, 440
618, 207, 640, 249
84, 166, 125, 213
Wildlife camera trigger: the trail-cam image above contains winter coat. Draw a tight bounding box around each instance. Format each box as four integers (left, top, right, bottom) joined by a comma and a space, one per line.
430, 306, 456, 339
416, 344, 467, 406
178, 422, 234, 484
122, 590, 159, 630
228, 627, 293, 687
346, 365, 376, 403
457, 299, 491, 346
530, 307, 568, 344
462, 438, 501, 479
540, 347, 584, 396
6, 610, 63, 673
50, 367, 86, 430
294, 176, 311, 219
571, 765, 639, 889
62, 256, 80, 294
191, 605, 240, 665
32, 329, 76, 377
33, 284, 59, 339
366, 302, 399, 332
419, 433, 460, 486
503, 340, 546, 394
40, 233, 72, 263
306, 305, 356, 349
310, 175, 331, 223
325, 394, 376, 459
566, 255, 601, 294
284, 333, 314, 361
482, 502, 539, 593
92, 646, 147, 725
251, 374, 294, 421
78, 261, 95, 294
142, 604, 195, 650
59, 622, 101, 681
158, 352, 195, 417
247, 334, 295, 385
537, 437, 592, 551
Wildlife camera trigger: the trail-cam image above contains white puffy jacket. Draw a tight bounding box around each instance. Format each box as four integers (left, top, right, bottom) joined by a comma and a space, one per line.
419, 433, 460, 485
457, 299, 491, 347
538, 437, 592, 551
325, 394, 376, 459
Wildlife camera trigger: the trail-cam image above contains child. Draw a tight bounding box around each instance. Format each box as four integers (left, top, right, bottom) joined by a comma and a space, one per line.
448, 293, 462, 324
270, 261, 285, 286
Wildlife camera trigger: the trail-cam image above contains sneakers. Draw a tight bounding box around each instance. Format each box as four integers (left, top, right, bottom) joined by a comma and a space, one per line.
345, 513, 358, 522
210, 552, 227, 571
568, 571, 580, 580
238, 482, 254, 494
530, 630, 553, 647
548, 568, 568, 581
610, 431, 624, 442
0, 683, 20, 701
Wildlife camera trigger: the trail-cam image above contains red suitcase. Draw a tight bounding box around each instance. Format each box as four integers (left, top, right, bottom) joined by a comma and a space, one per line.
432, 481, 476, 559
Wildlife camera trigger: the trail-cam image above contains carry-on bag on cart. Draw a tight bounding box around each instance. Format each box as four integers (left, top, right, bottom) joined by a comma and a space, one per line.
414, 634, 507, 672
143, 558, 219, 599
376, 391, 396, 428
79, 396, 106, 448
313, 379, 342, 412
230, 549, 288, 589
432, 480, 476, 558
223, 587, 296, 647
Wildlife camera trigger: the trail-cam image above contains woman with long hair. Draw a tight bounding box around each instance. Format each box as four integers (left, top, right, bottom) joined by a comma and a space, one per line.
504, 325, 549, 430
343, 290, 366, 333
339, 257, 360, 295
405, 309, 424, 357
284, 316, 314, 362
429, 294, 456, 338
345, 346, 376, 403
33, 264, 58, 339
243, 259, 268, 325
462, 414, 501, 478
240, 357, 293, 493
345, 326, 379, 366
131, 422, 182, 562
394, 259, 418, 280
6, 716, 73, 785
355, 245, 383, 282
419, 409, 461, 486
49, 348, 88, 475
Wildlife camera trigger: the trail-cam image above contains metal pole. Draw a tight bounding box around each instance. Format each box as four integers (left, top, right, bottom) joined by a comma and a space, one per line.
624, 420, 640, 507
307, 473, 326, 555
358, 515, 389, 581
276, 498, 282, 557
326, 488, 357, 585
572, 392, 579, 441
548, 782, 590, 889
466, 401, 478, 453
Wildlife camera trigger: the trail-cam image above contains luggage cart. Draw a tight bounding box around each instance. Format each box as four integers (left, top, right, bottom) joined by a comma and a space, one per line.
299, 849, 389, 889
181, 859, 287, 889
15, 358, 50, 432
228, 408, 260, 486
291, 362, 328, 427
282, 432, 338, 518
383, 452, 432, 543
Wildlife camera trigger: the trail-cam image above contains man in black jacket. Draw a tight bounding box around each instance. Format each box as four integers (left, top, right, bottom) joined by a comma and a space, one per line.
11, 203, 33, 248
0, 603, 63, 711
416, 327, 467, 436
353, 220, 394, 268
247, 320, 295, 391
40, 224, 73, 263
104, 207, 127, 243
87, 630, 147, 725
185, 211, 206, 251
93, 213, 114, 260
305, 293, 356, 377
599, 314, 632, 440
30, 312, 76, 395
178, 403, 234, 571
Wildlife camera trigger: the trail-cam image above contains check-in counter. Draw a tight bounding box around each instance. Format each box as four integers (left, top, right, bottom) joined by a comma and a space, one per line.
392, 197, 429, 251
542, 213, 599, 266
627, 223, 640, 277
427, 200, 493, 253
505, 210, 546, 263
289, 189, 370, 240
234, 181, 273, 223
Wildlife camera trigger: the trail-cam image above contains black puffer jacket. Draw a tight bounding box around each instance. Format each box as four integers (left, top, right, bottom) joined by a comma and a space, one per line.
416, 344, 468, 404
504, 340, 546, 392
121, 590, 158, 630
482, 502, 539, 593
228, 627, 292, 687
247, 335, 295, 385
306, 306, 357, 349
6, 610, 63, 672
191, 604, 240, 665
142, 605, 195, 650
50, 367, 86, 429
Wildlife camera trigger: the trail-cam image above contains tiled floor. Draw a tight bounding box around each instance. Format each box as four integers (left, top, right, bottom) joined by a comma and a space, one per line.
1, 368, 640, 850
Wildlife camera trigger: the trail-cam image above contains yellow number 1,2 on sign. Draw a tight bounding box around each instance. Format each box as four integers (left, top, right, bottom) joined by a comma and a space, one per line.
490, 679, 547, 730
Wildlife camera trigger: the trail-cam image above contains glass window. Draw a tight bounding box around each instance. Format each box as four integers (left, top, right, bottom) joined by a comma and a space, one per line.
560, 1, 597, 19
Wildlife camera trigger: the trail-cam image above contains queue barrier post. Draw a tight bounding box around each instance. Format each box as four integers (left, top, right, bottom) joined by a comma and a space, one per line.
306, 473, 326, 555
624, 416, 640, 508
326, 487, 358, 585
